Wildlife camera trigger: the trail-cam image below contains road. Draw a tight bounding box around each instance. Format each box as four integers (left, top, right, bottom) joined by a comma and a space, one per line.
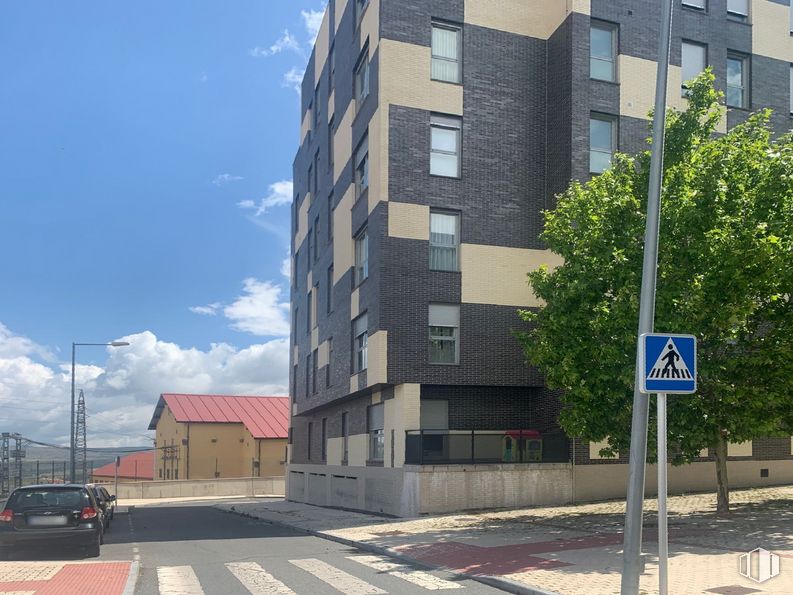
84, 500, 502, 594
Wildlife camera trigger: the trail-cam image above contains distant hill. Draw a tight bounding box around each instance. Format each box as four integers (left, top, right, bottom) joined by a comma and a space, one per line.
23, 446, 151, 467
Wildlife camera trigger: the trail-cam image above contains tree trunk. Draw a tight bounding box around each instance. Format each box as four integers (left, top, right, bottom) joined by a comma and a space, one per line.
714, 431, 730, 516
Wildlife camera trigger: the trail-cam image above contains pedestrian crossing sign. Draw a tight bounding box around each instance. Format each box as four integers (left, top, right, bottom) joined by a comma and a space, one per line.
639, 333, 697, 394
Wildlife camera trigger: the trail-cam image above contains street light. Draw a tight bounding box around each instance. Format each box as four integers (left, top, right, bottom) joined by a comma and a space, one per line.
70, 341, 130, 482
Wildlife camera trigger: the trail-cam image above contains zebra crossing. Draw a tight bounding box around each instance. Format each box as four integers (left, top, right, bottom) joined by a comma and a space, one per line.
152, 554, 465, 594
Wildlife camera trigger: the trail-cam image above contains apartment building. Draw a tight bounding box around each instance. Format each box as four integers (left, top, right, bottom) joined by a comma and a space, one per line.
288, 0, 793, 516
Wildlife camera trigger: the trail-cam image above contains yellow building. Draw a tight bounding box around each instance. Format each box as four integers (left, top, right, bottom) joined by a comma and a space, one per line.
147, 393, 289, 480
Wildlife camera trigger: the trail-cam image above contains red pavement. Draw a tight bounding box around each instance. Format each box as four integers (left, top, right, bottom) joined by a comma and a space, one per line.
0, 562, 131, 594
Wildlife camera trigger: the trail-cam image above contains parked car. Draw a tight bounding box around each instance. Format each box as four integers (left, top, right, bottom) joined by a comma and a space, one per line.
0, 484, 103, 559
86, 484, 116, 529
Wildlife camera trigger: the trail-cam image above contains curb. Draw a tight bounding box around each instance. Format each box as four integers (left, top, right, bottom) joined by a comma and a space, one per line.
122, 560, 139, 595
219, 504, 561, 595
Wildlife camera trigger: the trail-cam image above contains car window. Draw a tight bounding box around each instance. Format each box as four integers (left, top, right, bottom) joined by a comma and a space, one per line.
7, 489, 85, 510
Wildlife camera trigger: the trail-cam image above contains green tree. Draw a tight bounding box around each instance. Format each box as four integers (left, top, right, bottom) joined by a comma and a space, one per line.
517, 73, 793, 515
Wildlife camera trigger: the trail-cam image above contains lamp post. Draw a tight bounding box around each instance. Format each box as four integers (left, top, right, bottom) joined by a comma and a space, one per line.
70, 341, 130, 482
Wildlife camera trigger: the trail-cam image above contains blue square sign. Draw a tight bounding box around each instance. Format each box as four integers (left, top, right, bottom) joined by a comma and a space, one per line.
639, 333, 697, 394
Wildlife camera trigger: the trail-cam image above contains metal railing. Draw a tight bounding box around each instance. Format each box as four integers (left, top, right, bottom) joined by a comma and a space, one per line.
404, 430, 570, 465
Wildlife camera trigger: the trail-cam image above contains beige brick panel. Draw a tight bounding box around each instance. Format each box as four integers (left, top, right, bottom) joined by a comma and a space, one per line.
379, 40, 464, 115
460, 244, 564, 307
589, 439, 611, 460
306, 269, 313, 292
385, 383, 421, 468
371, 391, 381, 404
334, 104, 354, 184
293, 344, 299, 363
350, 373, 359, 394
326, 436, 343, 465
359, 0, 380, 51
388, 202, 430, 240
328, 90, 335, 123
351, 287, 360, 319
368, 107, 388, 214
752, 0, 793, 62
728, 441, 753, 457
347, 433, 368, 466
333, 186, 354, 284
295, 194, 310, 250
366, 331, 388, 386
317, 340, 330, 368
311, 326, 319, 351
620, 55, 727, 134
314, 9, 330, 86
335, 0, 348, 32
301, 109, 311, 144
464, 0, 589, 40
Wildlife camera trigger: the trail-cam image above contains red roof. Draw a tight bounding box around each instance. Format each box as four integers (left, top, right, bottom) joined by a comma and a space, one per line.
93, 451, 154, 480
148, 394, 289, 439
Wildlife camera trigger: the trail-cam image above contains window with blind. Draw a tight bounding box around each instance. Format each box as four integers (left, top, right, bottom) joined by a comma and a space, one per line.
354, 228, 368, 286
590, 114, 616, 174
681, 41, 707, 93
354, 136, 369, 197
590, 22, 617, 82
429, 211, 459, 271
429, 304, 459, 364
727, 0, 749, 21
682, 0, 706, 10
354, 45, 370, 106
431, 23, 461, 84
430, 114, 461, 178
353, 313, 368, 373
727, 53, 748, 108
368, 403, 384, 461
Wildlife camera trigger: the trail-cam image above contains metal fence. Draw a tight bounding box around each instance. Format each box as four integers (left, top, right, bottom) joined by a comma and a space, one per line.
404, 430, 570, 465
0, 460, 96, 496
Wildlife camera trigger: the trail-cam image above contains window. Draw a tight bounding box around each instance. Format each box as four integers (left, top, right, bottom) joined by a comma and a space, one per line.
313, 150, 320, 195
307, 164, 313, 195
341, 412, 349, 464
321, 418, 327, 461
313, 84, 321, 128
682, 0, 706, 10
429, 211, 459, 271
328, 116, 335, 172
727, 53, 748, 108
328, 43, 335, 91
327, 192, 334, 241
326, 338, 333, 387
354, 45, 370, 106
789, 65, 793, 114
312, 348, 318, 394
430, 114, 461, 177
306, 290, 312, 332
590, 22, 617, 82
292, 364, 298, 402
727, 0, 748, 21
305, 353, 312, 396
355, 0, 369, 24
353, 313, 368, 373
313, 216, 320, 262
681, 41, 707, 91
429, 304, 460, 364
307, 422, 313, 461
368, 403, 384, 462
327, 265, 334, 313
354, 228, 368, 285
431, 23, 461, 84
790, 4, 793, 33
311, 284, 318, 329
590, 115, 616, 174
354, 136, 369, 197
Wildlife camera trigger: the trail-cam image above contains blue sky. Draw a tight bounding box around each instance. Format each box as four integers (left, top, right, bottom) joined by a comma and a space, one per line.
0, 1, 324, 445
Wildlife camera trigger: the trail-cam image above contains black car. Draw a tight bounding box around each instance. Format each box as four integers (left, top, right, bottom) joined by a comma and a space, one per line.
0, 484, 103, 559
86, 484, 116, 529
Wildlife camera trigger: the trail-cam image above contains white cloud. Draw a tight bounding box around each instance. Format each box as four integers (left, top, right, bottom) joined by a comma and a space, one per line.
199, 72, 208, 83
280, 251, 291, 280
189, 303, 221, 316
282, 66, 304, 94
301, 8, 325, 44
249, 30, 302, 58
237, 180, 293, 216
223, 278, 290, 337
212, 173, 244, 186
0, 324, 289, 448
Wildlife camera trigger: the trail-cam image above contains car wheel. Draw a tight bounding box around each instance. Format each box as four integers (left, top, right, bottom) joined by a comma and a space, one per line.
86, 535, 101, 558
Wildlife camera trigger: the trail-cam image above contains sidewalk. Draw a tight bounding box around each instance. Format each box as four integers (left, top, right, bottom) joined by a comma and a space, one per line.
217, 485, 793, 595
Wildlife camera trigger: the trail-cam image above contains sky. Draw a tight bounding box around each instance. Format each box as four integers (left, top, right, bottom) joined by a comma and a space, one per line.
0, 1, 326, 447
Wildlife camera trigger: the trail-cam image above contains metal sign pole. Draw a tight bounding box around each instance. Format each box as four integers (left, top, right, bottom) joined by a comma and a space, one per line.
657, 393, 668, 595
621, 0, 674, 592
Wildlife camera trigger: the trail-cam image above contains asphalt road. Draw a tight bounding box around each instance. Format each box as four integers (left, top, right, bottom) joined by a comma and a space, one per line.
96, 501, 504, 594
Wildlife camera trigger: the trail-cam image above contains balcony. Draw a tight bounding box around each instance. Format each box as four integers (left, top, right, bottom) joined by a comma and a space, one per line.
404, 429, 571, 465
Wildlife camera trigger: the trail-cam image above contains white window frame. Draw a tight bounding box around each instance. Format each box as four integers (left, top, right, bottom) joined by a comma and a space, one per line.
429, 210, 460, 271
354, 45, 370, 107
430, 114, 462, 178
726, 52, 749, 109
353, 313, 368, 373
589, 114, 617, 174
431, 22, 462, 84
590, 21, 617, 82
354, 228, 368, 286
429, 304, 460, 365
354, 136, 369, 197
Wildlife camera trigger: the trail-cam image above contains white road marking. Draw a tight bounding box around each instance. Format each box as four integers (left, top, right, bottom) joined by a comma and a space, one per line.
289, 558, 386, 594
226, 562, 296, 594
348, 555, 464, 590
157, 566, 204, 595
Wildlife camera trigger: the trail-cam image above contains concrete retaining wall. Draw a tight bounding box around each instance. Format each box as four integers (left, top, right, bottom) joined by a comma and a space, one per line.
113, 476, 284, 500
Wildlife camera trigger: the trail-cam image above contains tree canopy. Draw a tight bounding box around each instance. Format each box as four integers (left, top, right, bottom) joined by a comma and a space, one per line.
517, 73, 793, 512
